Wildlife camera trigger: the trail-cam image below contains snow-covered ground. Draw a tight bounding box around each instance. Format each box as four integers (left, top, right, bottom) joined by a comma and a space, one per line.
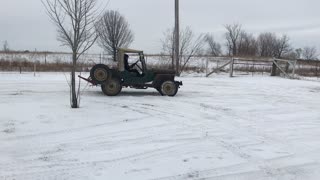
0, 72, 320, 180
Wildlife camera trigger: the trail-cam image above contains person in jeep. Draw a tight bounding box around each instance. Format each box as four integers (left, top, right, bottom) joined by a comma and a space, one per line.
124, 54, 140, 75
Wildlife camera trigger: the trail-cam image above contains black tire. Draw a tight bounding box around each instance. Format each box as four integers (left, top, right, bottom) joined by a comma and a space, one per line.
101, 78, 122, 96
156, 87, 164, 96
90, 64, 110, 84
160, 80, 178, 97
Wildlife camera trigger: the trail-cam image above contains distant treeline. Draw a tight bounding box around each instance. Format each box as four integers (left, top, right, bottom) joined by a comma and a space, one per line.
0, 53, 319, 77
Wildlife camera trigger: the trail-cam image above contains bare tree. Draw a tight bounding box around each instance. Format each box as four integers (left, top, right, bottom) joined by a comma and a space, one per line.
302, 46, 318, 60
3, 40, 9, 52
224, 23, 242, 56
274, 34, 291, 58
295, 48, 303, 59
161, 28, 175, 69
257, 32, 278, 57
224, 24, 258, 57
179, 27, 205, 75
237, 32, 257, 57
43, 0, 100, 108
257, 32, 291, 58
95, 10, 134, 62
205, 34, 221, 56
161, 26, 204, 75
282, 49, 300, 60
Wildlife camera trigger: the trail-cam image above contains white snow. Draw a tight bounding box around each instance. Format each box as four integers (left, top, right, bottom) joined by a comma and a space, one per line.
0, 72, 320, 180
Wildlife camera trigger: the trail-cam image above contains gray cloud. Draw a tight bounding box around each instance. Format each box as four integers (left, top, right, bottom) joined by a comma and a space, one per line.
0, 0, 319, 53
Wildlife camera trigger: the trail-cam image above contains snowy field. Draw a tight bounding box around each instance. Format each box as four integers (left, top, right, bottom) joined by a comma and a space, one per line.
0, 72, 320, 180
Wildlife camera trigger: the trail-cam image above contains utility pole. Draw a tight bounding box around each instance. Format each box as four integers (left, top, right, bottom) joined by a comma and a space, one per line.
174, 0, 180, 75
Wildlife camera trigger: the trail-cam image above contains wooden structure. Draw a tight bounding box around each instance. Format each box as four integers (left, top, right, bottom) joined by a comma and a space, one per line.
206, 58, 234, 77
271, 58, 297, 79
206, 57, 298, 79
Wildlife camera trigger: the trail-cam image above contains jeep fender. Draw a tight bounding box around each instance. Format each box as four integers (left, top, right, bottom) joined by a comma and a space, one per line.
109, 69, 122, 81
153, 74, 175, 88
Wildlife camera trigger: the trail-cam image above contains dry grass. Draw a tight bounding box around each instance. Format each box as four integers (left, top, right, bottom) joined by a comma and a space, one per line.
0, 60, 94, 72
0, 56, 319, 77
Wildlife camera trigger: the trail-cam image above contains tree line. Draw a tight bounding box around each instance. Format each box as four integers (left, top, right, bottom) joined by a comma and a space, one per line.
222, 23, 318, 60
161, 23, 319, 62
159, 23, 319, 75
3, 15, 318, 64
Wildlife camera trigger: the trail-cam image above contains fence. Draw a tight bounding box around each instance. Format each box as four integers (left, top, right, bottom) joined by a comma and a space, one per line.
0, 51, 319, 77
205, 57, 320, 78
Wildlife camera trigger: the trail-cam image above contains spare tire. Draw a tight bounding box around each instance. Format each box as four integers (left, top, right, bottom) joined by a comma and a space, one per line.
90, 64, 109, 84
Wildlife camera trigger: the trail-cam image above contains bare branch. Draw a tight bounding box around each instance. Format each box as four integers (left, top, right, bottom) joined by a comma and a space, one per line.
302, 46, 318, 60
205, 34, 221, 56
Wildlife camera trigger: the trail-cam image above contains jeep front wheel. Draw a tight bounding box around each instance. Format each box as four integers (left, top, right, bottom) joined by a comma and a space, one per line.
160, 81, 178, 96
101, 78, 122, 96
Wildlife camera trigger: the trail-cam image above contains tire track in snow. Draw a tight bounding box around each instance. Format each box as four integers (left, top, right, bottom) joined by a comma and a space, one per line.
1, 141, 203, 178
141, 99, 315, 180
0, 122, 174, 169
1, 108, 200, 175
2, 115, 150, 141
150, 158, 318, 180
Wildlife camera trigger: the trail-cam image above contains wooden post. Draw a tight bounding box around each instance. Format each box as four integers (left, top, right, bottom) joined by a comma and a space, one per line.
34, 62, 36, 77
44, 53, 47, 65
292, 60, 297, 78
229, 58, 234, 77
216, 60, 219, 74
252, 63, 254, 76
271, 59, 277, 76
316, 62, 319, 77
174, 0, 180, 75
205, 58, 209, 76
10, 54, 13, 69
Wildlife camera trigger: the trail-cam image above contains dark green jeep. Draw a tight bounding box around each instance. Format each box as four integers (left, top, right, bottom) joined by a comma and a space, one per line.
89, 48, 182, 96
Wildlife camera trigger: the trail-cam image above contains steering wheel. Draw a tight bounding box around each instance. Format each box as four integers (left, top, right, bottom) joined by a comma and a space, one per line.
130, 60, 140, 68
130, 60, 143, 72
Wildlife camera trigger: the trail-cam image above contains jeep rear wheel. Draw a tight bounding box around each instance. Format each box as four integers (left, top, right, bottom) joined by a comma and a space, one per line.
160, 81, 178, 96
101, 78, 122, 96
90, 64, 109, 84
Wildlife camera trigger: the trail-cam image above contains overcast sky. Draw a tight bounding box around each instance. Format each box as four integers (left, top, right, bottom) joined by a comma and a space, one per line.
0, 0, 320, 54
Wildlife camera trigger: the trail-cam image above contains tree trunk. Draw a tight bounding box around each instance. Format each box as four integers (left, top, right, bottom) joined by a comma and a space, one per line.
113, 50, 117, 62
232, 42, 237, 56
71, 52, 78, 108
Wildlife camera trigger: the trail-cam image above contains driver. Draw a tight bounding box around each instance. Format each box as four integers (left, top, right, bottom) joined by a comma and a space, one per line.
124, 54, 140, 76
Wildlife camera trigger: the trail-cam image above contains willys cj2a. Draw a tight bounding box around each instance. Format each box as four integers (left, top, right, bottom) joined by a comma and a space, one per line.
79, 48, 183, 96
